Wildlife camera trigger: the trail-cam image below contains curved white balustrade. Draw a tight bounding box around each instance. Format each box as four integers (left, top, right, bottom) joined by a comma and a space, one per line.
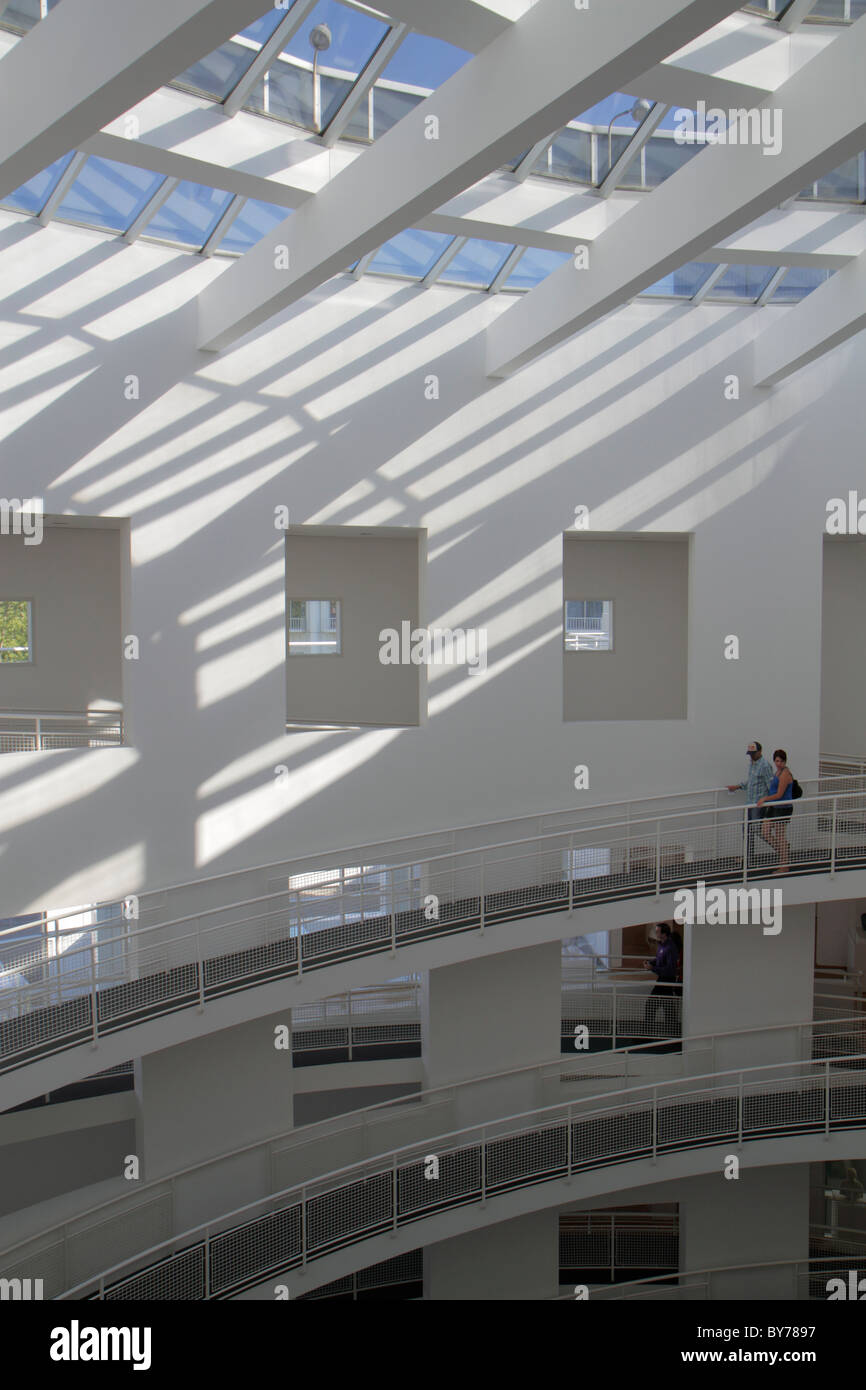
52, 1047, 866, 1301
3, 1012, 865, 1300
3, 778, 866, 1092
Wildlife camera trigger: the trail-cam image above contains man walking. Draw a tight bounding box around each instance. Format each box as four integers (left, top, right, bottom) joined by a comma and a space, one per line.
728, 740, 774, 863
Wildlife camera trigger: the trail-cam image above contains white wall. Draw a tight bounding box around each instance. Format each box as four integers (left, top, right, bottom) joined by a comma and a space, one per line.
821, 538, 866, 755
0, 213, 860, 913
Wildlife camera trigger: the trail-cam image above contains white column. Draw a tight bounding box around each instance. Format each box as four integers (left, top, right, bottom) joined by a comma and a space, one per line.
423, 1210, 559, 1301
683, 902, 815, 1072
135, 1008, 293, 1204
679, 1165, 809, 1299
422, 941, 562, 1125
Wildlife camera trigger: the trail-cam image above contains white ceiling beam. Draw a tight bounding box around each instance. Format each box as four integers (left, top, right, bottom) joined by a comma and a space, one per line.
755, 264, 788, 304
123, 175, 178, 243
512, 134, 558, 183
487, 16, 866, 377
489, 244, 525, 293
201, 193, 246, 256
597, 103, 668, 198
60, 131, 866, 267
196, 0, 749, 351
37, 150, 87, 224
0, 0, 268, 201
754, 251, 866, 386
222, 0, 319, 119
690, 261, 727, 302
777, 0, 821, 32
371, 0, 515, 51
322, 23, 410, 148
422, 237, 465, 287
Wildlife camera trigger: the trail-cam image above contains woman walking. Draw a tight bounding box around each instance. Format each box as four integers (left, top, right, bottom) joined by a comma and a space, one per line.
757, 749, 794, 874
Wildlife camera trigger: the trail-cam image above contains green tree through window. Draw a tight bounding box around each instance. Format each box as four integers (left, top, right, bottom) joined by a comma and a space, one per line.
0, 601, 31, 662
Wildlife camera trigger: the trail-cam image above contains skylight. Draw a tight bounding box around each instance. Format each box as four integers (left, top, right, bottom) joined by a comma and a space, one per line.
368, 229, 454, 279
55, 157, 164, 235
503, 248, 572, 291
0, 151, 73, 216
219, 201, 292, 254
439, 239, 515, 289
144, 182, 234, 249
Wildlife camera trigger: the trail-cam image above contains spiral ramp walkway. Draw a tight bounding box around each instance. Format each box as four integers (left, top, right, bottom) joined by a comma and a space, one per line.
3, 774, 866, 1110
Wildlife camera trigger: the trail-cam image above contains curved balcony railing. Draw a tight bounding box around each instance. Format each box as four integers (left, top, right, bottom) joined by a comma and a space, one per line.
53, 1048, 866, 1300
5, 1012, 865, 1300
3, 778, 866, 1080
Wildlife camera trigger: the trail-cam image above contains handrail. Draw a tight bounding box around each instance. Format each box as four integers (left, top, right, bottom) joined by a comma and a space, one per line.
554, 1253, 866, 1301
57, 1047, 866, 1300
6, 1011, 864, 1287
4, 781, 866, 1074
13, 767, 863, 939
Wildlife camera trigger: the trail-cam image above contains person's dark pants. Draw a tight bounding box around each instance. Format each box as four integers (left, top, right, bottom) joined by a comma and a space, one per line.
644, 983, 682, 1037
747, 805, 766, 865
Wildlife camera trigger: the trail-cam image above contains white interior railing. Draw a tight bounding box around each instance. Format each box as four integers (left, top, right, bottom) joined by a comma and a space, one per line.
54, 1046, 866, 1301
0, 709, 123, 752
5, 1010, 865, 1298
3, 779, 866, 1074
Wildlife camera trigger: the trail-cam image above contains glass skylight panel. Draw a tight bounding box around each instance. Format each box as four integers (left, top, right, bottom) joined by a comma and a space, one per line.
252, 65, 313, 128
799, 154, 863, 203
239, 11, 289, 44
705, 264, 777, 300
546, 127, 592, 182
219, 201, 291, 254
55, 157, 165, 234
503, 248, 571, 291
1, 0, 61, 32
0, 151, 74, 215
174, 40, 259, 101
372, 86, 425, 140
641, 262, 717, 297
144, 182, 233, 248
440, 240, 515, 289
378, 32, 471, 89
279, 1, 389, 75
368, 229, 453, 279
769, 266, 834, 302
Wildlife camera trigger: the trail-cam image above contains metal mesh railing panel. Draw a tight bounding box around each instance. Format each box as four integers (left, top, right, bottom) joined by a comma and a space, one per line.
398, 1145, 482, 1216
103, 1244, 205, 1301
210, 1204, 301, 1293
306, 1172, 392, 1252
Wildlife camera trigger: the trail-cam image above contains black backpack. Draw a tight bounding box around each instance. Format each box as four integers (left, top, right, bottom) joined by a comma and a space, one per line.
791, 776, 803, 799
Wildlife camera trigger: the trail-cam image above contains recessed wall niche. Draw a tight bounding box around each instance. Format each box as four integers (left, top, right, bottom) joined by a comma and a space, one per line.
563, 533, 689, 722
0, 517, 125, 747
285, 526, 424, 728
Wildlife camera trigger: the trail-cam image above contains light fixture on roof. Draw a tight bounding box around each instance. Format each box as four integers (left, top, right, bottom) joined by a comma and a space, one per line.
309, 23, 332, 134
605, 98, 653, 183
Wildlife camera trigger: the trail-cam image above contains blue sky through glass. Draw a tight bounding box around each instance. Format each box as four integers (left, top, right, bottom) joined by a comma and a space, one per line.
56, 157, 165, 233
380, 33, 472, 88
504, 247, 571, 290
641, 262, 717, 297
441, 239, 515, 288
707, 264, 776, 299
145, 181, 233, 247
220, 200, 292, 253
0, 151, 73, 215
280, 1, 388, 74
369, 229, 453, 278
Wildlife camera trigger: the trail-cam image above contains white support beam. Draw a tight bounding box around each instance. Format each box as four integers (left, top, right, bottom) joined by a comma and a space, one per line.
37, 150, 87, 224
197, 0, 748, 351
691, 261, 727, 302
322, 24, 410, 148
487, 16, 866, 377
201, 194, 246, 257
489, 244, 525, 293
754, 252, 866, 386
372, 0, 516, 51
512, 134, 558, 183
0, 0, 268, 200
755, 264, 788, 304
422, 236, 465, 287
351, 249, 377, 279
777, 0, 821, 33
222, 0, 319, 120
597, 103, 668, 198
123, 175, 178, 243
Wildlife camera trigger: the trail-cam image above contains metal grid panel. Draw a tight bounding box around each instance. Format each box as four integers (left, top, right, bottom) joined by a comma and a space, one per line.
658, 1087, 738, 1146
743, 1075, 825, 1132
68, 1193, 174, 1287
615, 1229, 678, 1268
306, 1172, 392, 1253
210, 1204, 301, 1293
486, 1121, 568, 1189
572, 1103, 653, 1165
398, 1145, 482, 1216
104, 1244, 205, 1300
292, 1026, 349, 1051
0, 1238, 66, 1300
830, 1070, 866, 1120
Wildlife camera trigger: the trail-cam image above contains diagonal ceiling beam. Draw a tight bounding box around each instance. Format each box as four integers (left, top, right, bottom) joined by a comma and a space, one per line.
222, 0, 319, 120
754, 251, 866, 386
322, 23, 410, 148
374, 0, 518, 51
777, 0, 821, 32
0, 0, 267, 200
487, 16, 866, 377
196, 0, 749, 351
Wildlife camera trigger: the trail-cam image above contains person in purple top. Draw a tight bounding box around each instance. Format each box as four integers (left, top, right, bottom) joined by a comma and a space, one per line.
643, 924, 682, 1037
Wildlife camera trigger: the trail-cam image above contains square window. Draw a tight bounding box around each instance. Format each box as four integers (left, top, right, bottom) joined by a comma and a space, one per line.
288, 599, 341, 656
564, 599, 612, 651
0, 600, 32, 663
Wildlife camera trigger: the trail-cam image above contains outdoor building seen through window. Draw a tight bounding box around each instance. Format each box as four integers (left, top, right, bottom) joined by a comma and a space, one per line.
564, 600, 613, 651
288, 599, 341, 655
0, 600, 32, 662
